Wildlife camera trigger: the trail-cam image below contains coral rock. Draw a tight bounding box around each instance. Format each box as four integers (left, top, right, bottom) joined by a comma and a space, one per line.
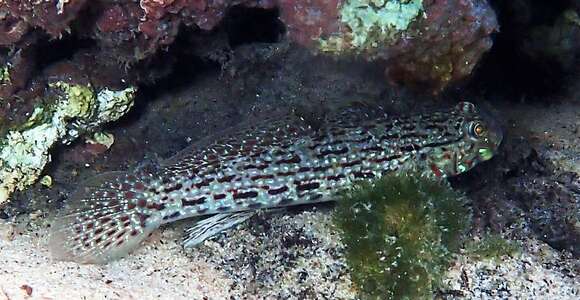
0, 0, 88, 38
0, 82, 136, 206
279, 0, 499, 92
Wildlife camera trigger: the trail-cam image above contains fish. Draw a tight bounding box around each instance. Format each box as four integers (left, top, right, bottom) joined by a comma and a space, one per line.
49, 102, 503, 264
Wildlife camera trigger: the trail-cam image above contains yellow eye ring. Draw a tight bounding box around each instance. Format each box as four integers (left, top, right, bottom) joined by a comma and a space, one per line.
471, 122, 486, 137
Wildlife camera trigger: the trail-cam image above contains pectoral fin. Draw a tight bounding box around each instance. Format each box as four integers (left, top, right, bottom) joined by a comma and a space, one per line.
182, 211, 256, 248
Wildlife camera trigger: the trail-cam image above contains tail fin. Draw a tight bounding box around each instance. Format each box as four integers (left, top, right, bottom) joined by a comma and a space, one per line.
49, 171, 162, 264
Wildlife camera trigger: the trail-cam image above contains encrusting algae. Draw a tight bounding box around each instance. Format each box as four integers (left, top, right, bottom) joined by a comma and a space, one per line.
49, 102, 502, 264
319, 0, 424, 55
0, 82, 136, 206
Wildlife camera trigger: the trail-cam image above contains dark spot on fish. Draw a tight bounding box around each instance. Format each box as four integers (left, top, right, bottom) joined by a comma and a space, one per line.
341, 160, 361, 168
400, 144, 420, 152
296, 181, 320, 191
137, 199, 147, 208
268, 186, 288, 195
194, 178, 213, 188
233, 190, 258, 200
312, 166, 330, 172
213, 193, 226, 200
256, 164, 269, 170
276, 155, 301, 164
250, 174, 275, 180
353, 136, 373, 143
147, 203, 166, 211
273, 150, 287, 156
217, 175, 236, 183
277, 171, 297, 176
100, 217, 112, 224
353, 171, 375, 179
116, 231, 126, 239
319, 147, 349, 157
374, 154, 402, 163
164, 183, 183, 193
182, 197, 206, 206
326, 174, 345, 181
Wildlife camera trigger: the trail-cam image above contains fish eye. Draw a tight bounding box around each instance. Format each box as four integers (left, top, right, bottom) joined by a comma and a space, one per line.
469, 122, 487, 138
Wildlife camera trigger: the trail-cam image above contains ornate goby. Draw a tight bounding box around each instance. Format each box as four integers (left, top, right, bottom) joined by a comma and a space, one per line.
49, 102, 502, 264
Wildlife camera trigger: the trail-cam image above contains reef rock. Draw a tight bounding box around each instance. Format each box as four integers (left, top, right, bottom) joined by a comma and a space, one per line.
279, 0, 498, 92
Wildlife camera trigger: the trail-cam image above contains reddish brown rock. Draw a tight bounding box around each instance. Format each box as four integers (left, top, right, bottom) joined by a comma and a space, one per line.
279, 0, 498, 93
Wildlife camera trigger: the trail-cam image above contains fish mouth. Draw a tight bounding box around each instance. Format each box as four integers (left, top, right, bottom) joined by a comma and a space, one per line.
478, 104, 504, 152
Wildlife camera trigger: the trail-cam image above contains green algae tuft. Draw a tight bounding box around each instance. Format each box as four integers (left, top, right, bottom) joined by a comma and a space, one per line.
464, 233, 521, 262
333, 172, 469, 299
0, 65, 11, 85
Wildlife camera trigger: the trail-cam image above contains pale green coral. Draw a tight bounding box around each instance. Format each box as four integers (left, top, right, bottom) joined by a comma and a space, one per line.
87, 131, 115, 149
49, 82, 96, 119
0, 83, 136, 205
40, 175, 53, 187
95, 88, 136, 122
319, 0, 423, 54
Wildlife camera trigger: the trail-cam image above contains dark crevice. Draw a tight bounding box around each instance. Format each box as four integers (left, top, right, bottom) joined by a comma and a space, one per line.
35, 35, 95, 70
225, 6, 285, 47
467, 0, 578, 101
133, 6, 284, 114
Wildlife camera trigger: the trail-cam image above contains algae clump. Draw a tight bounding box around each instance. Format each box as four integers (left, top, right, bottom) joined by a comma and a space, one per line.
464, 233, 521, 262
333, 172, 469, 300
0, 65, 10, 85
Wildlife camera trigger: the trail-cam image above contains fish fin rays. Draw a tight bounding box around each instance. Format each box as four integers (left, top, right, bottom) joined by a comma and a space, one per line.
182, 211, 256, 248
49, 171, 162, 264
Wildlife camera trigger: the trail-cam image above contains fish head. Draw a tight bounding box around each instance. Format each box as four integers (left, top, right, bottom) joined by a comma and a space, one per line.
426, 101, 503, 177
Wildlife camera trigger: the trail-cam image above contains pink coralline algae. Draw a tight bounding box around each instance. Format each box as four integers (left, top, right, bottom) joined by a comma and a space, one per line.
0, 0, 88, 39
277, 0, 341, 48
384, 0, 498, 92
93, 0, 275, 63
279, 0, 499, 92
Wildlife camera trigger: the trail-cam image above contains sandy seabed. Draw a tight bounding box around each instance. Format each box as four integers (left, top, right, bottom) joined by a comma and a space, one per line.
1, 209, 579, 300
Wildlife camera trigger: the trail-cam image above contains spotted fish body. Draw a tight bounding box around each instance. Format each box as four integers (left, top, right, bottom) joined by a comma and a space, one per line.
49, 102, 502, 264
